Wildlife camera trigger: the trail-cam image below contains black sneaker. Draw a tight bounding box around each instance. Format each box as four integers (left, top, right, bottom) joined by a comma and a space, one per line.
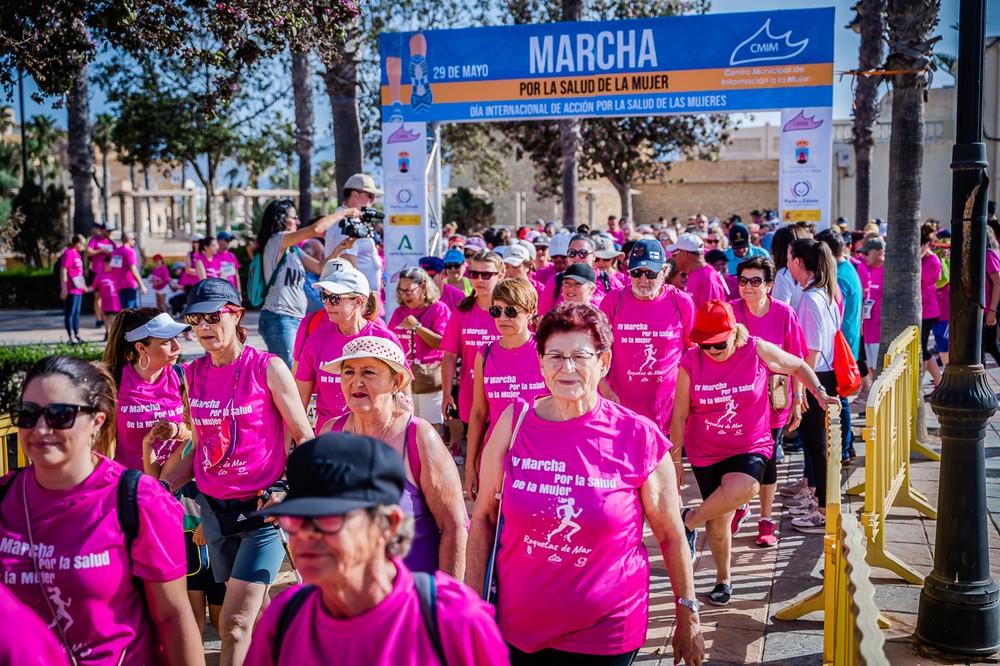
709, 583, 732, 606
681, 507, 697, 559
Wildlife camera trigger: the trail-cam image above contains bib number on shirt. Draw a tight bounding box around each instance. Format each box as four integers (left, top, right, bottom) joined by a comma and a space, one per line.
71, 275, 86, 290
863, 299, 874, 320
109, 256, 124, 269
221, 263, 237, 278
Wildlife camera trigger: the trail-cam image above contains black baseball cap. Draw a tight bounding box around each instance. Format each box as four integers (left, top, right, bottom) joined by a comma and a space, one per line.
181, 278, 242, 315
261, 433, 405, 517
728, 222, 750, 249
561, 262, 596, 285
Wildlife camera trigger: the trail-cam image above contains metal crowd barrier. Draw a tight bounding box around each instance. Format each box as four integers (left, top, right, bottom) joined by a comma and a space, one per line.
848, 326, 937, 584
775, 403, 890, 665
0, 415, 26, 475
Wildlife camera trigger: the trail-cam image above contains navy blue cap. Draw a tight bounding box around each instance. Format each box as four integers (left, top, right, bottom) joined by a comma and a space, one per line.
706, 249, 729, 265
216, 231, 234, 241
419, 256, 444, 273
181, 278, 242, 315
627, 239, 665, 272
728, 223, 750, 248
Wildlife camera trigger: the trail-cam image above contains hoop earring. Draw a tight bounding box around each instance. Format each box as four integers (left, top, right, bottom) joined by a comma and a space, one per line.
138, 354, 151, 371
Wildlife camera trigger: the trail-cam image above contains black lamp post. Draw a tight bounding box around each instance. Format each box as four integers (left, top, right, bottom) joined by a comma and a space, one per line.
917, 0, 1000, 654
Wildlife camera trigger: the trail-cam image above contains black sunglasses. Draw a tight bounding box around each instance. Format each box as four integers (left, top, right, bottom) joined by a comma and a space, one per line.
698, 342, 728, 351
467, 270, 498, 280
444, 263, 463, 270
738, 276, 766, 287
567, 249, 591, 258
488, 305, 520, 319
10, 402, 97, 430
629, 268, 659, 280
184, 307, 238, 326
321, 292, 357, 305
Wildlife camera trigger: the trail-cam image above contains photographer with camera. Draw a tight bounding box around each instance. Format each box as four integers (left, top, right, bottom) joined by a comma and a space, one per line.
325, 174, 386, 311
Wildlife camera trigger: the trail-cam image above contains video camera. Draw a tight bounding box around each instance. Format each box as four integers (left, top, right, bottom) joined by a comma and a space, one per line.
339, 206, 385, 239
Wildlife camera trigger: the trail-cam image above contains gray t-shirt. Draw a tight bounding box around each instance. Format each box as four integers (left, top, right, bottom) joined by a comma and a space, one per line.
262, 232, 307, 317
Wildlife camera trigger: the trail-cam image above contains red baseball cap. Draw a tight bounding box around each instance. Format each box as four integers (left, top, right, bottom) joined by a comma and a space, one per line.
690, 300, 736, 345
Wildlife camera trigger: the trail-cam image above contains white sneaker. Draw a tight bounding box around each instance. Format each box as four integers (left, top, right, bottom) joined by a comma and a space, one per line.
791, 510, 826, 533
778, 478, 806, 497
783, 487, 814, 507
788, 499, 818, 516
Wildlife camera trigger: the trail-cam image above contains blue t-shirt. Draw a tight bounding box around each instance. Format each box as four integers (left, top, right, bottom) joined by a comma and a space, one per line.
836, 259, 863, 357
725, 244, 770, 275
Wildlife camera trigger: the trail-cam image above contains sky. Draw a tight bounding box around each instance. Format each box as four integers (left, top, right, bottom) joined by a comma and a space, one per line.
7, 0, 999, 170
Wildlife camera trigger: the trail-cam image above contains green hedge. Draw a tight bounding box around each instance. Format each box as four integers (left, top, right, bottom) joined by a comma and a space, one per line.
0, 343, 105, 409
0, 268, 65, 309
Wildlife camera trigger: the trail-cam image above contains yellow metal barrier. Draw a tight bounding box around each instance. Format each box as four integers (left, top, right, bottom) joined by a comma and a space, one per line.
775, 403, 891, 665
0, 415, 27, 475
848, 327, 937, 584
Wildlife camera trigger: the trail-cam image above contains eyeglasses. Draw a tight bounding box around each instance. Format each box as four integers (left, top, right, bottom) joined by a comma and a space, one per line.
397, 285, 422, 294
184, 307, 239, 326
489, 305, 521, 319
629, 268, 659, 280
738, 276, 766, 287
698, 342, 729, 351
467, 270, 498, 280
10, 402, 97, 430
541, 350, 603, 371
277, 513, 354, 536
567, 249, 591, 259
444, 263, 463, 270
320, 292, 358, 305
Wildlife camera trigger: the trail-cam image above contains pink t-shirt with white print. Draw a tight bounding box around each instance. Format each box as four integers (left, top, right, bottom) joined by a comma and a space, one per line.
0, 584, 71, 665
388, 302, 450, 365
111, 244, 139, 290
294, 320, 404, 430
243, 561, 507, 666
218, 250, 240, 290
63, 248, 85, 295
678, 337, 773, 466
598, 285, 696, 434
0, 457, 185, 666
498, 397, 670, 655
150, 265, 172, 291
731, 298, 807, 429
196, 253, 222, 280
480, 336, 547, 443
685, 263, 727, 310
115, 363, 185, 471
440, 304, 501, 423
188, 345, 287, 500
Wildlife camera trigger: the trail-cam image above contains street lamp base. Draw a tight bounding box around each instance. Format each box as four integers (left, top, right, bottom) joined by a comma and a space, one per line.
916, 579, 1000, 656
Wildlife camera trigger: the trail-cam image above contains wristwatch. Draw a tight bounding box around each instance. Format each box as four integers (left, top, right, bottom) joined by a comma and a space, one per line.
675, 596, 701, 613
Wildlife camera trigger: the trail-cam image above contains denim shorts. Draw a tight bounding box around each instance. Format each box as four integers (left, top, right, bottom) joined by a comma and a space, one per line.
195, 494, 286, 585
258, 309, 301, 368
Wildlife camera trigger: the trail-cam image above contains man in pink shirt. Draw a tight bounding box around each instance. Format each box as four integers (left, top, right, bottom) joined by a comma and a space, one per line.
671, 233, 726, 310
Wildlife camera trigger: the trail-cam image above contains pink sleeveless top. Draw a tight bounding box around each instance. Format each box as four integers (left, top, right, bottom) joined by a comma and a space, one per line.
188, 346, 287, 499
115, 363, 185, 471
678, 337, 773, 466
481, 337, 547, 443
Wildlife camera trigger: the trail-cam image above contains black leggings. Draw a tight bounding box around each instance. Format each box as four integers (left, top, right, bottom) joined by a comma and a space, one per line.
921, 317, 939, 361
508, 645, 638, 666
799, 370, 838, 508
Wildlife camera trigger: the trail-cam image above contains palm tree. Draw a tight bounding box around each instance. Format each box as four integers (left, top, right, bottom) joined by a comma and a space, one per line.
321, 21, 364, 198
24, 115, 61, 188
92, 112, 116, 225
848, 0, 886, 231
292, 51, 314, 218
67, 64, 95, 235
879, 0, 941, 360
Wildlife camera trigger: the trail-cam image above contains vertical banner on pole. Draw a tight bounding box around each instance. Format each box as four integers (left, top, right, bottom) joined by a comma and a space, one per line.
779, 106, 833, 229
382, 119, 429, 316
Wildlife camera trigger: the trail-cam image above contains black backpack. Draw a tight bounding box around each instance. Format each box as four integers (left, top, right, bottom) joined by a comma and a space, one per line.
271, 571, 446, 664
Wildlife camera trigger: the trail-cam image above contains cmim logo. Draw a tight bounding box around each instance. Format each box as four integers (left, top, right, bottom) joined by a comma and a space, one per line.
730, 19, 808, 66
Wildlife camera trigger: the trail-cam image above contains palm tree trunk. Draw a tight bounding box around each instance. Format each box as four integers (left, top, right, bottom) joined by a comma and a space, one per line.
101, 152, 110, 225
67, 64, 94, 236
322, 22, 363, 199
292, 51, 314, 218
851, 0, 885, 231
612, 178, 632, 223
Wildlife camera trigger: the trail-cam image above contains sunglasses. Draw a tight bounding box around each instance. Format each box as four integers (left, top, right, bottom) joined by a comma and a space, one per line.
320, 292, 359, 305
277, 513, 354, 536
629, 268, 659, 280
567, 249, 591, 259
10, 402, 97, 430
184, 307, 239, 326
489, 305, 521, 319
444, 263, 463, 270
698, 342, 729, 351
705, 239, 720, 245
467, 270, 498, 280
738, 276, 766, 287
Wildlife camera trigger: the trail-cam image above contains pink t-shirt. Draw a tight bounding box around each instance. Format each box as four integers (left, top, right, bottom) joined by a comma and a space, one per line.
188, 346, 287, 499
498, 397, 669, 654
678, 337, 773, 466
115, 363, 185, 471
110, 245, 139, 290
218, 250, 240, 290
0, 457, 185, 666
388, 302, 450, 364
986, 250, 1000, 313
197, 253, 222, 279
62, 247, 85, 295
862, 265, 884, 343
150, 265, 172, 291
440, 304, 501, 423
535, 264, 557, 284
685, 264, 727, 310
243, 561, 507, 666
598, 286, 696, 434
0, 583, 71, 665
294, 321, 404, 430
731, 298, 807, 429
480, 337, 547, 442
536, 270, 610, 317
921, 252, 942, 319
87, 237, 115, 277
178, 252, 200, 288
439, 283, 465, 313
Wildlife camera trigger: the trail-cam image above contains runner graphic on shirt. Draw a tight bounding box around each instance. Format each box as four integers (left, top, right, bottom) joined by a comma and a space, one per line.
638, 344, 657, 373
45, 586, 74, 632
547, 497, 583, 543
705, 397, 744, 435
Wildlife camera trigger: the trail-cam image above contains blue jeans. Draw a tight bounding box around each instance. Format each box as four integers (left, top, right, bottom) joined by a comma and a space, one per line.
258, 309, 300, 368
119, 288, 138, 310
64, 293, 82, 338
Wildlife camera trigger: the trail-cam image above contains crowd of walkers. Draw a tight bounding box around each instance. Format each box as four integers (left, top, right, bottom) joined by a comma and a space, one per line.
8, 180, 993, 665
